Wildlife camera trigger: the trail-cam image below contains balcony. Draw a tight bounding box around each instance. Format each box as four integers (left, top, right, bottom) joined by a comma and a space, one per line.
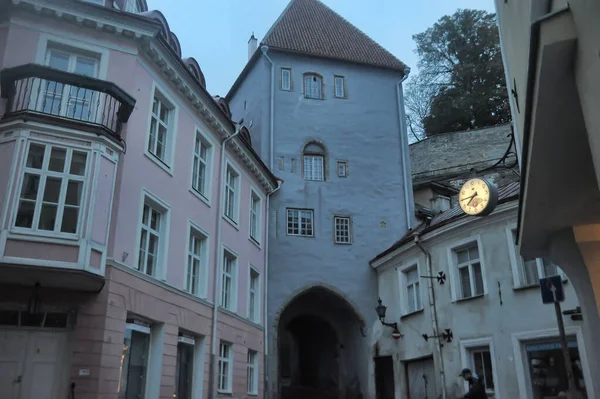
0, 63, 135, 140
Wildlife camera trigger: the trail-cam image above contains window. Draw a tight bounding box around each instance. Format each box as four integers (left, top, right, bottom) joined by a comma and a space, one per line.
43, 48, 98, 121
175, 339, 194, 399
218, 342, 232, 393
334, 216, 351, 244
303, 73, 323, 99
118, 321, 151, 399
248, 268, 260, 323
336, 160, 348, 177
124, 0, 143, 12
15, 143, 88, 235
302, 142, 326, 181
192, 131, 212, 200
454, 243, 484, 299
510, 230, 567, 287
404, 266, 422, 314
148, 91, 173, 165
334, 75, 345, 98
471, 347, 495, 394
138, 197, 168, 277
224, 165, 239, 222
281, 68, 292, 91
247, 350, 259, 395
221, 251, 237, 311
80, 0, 104, 5
287, 209, 314, 237
186, 228, 208, 298
249, 191, 261, 243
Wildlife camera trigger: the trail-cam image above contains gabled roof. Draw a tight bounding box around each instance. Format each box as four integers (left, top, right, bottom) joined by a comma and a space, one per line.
262, 0, 407, 71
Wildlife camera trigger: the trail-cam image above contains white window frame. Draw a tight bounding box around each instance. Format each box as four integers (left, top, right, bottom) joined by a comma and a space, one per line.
286, 208, 314, 237
249, 188, 263, 245
247, 266, 261, 324
397, 260, 424, 316
281, 67, 292, 91
303, 154, 324, 181
223, 161, 241, 225
459, 337, 500, 398
135, 190, 170, 281
446, 236, 488, 302
334, 75, 346, 98
190, 128, 213, 204
12, 141, 91, 238
220, 248, 238, 312
333, 215, 352, 244
505, 225, 568, 288
336, 160, 348, 177
184, 222, 210, 299
247, 349, 259, 395
217, 341, 233, 393
145, 83, 178, 175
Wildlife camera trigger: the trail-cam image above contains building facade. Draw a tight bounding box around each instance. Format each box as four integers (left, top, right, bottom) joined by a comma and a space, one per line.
0, 1, 278, 398
493, 0, 600, 392
226, 0, 414, 398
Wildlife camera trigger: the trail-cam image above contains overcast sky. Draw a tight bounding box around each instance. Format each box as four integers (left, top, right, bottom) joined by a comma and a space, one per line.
145, 0, 496, 96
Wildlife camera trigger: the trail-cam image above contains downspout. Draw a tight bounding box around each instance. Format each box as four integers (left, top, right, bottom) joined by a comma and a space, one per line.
261, 45, 275, 170
209, 120, 243, 399
396, 67, 412, 231
414, 234, 447, 399
263, 177, 284, 399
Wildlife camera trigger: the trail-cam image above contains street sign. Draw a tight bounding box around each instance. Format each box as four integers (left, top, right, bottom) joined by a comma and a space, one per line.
392, 330, 402, 340
540, 275, 565, 304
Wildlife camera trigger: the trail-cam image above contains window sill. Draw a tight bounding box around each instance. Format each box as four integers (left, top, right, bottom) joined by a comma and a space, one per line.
455, 294, 485, 303
303, 96, 324, 100
400, 309, 424, 320
286, 233, 314, 238
334, 95, 347, 100
223, 215, 239, 230
248, 392, 259, 397
216, 390, 232, 395
249, 236, 262, 249
189, 188, 211, 207
9, 227, 80, 243
334, 241, 352, 245
144, 151, 173, 176
513, 283, 540, 291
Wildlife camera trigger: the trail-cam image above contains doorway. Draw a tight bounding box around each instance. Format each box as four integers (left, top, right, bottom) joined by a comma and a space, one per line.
405, 356, 437, 399
375, 356, 395, 399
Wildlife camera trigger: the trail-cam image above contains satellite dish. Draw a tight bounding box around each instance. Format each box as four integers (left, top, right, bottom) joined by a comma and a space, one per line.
369, 319, 383, 346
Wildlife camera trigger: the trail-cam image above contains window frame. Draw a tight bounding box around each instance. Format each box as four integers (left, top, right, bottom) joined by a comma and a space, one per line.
286, 208, 314, 237
333, 75, 346, 98
446, 236, 487, 302
459, 337, 499, 397
247, 349, 259, 395
184, 222, 210, 299
281, 67, 292, 91
119, 319, 152, 399
223, 161, 241, 225
247, 266, 261, 324
249, 188, 263, 245
12, 140, 91, 239
302, 142, 326, 181
190, 128, 214, 205
175, 337, 195, 399
123, 0, 143, 12
303, 72, 324, 100
135, 190, 170, 281
145, 84, 178, 175
333, 215, 352, 244
336, 160, 348, 177
397, 261, 424, 316
217, 341, 233, 393
220, 248, 239, 312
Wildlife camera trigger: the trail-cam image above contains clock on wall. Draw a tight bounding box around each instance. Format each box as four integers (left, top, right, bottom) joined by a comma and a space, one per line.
458, 178, 499, 216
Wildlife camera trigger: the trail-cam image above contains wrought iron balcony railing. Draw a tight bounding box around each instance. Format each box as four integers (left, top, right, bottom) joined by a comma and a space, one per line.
1, 63, 136, 139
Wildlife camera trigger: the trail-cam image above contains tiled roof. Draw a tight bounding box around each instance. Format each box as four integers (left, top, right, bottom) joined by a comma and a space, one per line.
372, 181, 521, 262
262, 0, 407, 72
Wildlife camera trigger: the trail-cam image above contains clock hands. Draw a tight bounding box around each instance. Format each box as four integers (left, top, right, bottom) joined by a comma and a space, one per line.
461, 192, 478, 205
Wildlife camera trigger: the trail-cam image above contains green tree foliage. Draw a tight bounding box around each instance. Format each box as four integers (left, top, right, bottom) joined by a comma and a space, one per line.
407, 9, 511, 136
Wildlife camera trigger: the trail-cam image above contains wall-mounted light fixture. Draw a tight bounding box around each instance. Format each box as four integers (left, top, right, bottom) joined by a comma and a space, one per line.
375, 298, 403, 340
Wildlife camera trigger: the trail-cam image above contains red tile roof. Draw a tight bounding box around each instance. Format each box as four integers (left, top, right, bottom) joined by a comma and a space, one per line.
262, 0, 407, 72
371, 181, 521, 263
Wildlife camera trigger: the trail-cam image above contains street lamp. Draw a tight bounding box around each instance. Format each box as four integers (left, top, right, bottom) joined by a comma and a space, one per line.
375, 298, 403, 340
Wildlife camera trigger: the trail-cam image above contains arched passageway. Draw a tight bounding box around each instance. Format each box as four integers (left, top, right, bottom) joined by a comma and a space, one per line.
277, 286, 366, 399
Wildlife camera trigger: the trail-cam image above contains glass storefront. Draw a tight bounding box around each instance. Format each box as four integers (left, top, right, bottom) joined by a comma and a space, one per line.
118, 320, 151, 399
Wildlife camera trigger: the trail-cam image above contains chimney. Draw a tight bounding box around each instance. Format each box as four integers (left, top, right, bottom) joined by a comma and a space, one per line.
248, 33, 257, 61
430, 195, 451, 214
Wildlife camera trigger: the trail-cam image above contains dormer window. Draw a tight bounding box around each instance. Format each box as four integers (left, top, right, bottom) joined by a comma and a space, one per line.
124, 0, 143, 12
303, 73, 323, 99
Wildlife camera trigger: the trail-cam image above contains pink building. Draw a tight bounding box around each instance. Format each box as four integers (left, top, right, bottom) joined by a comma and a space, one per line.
0, 1, 279, 398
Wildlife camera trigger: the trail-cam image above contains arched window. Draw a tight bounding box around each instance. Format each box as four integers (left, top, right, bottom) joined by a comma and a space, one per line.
303, 142, 326, 181
303, 73, 323, 99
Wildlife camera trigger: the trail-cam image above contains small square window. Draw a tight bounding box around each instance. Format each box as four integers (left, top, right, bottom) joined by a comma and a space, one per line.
281, 68, 292, 91
334, 216, 351, 244
334, 75, 345, 98
336, 161, 348, 177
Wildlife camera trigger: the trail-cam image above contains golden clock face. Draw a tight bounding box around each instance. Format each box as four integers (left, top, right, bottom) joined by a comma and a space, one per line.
459, 178, 492, 216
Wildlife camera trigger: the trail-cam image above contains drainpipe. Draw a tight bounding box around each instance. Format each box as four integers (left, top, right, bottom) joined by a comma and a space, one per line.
396, 66, 412, 231
261, 45, 275, 170
263, 177, 284, 399
414, 234, 447, 399
208, 119, 243, 399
